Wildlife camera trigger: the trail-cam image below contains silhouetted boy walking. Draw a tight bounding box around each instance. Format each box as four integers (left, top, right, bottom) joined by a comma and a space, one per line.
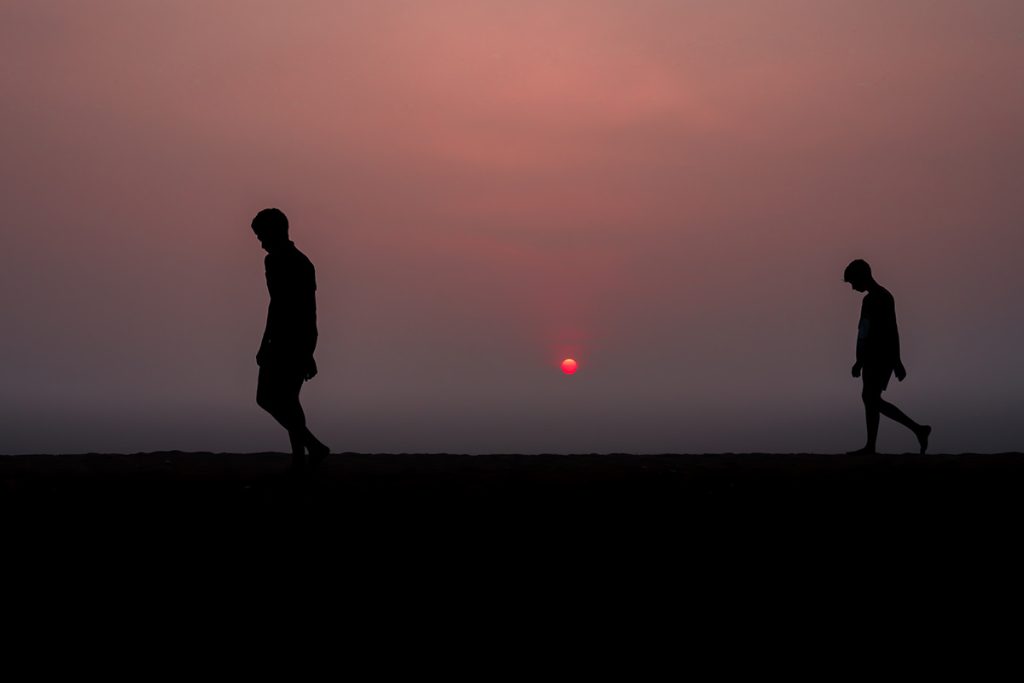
844, 259, 931, 454
252, 208, 329, 470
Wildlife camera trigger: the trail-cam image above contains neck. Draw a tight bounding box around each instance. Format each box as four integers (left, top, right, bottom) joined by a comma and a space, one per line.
266, 239, 293, 253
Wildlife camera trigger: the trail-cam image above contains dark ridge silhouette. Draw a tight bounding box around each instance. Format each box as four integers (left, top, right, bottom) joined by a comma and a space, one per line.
251, 208, 329, 470
5, 452, 1022, 533
5, 452, 1019, 612
844, 259, 932, 455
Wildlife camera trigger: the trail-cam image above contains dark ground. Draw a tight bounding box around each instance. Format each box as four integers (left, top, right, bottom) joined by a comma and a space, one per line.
4, 452, 1024, 643
5, 451, 1024, 548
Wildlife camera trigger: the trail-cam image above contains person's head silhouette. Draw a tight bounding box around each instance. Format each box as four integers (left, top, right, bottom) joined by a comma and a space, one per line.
252, 208, 289, 253
844, 259, 873, 292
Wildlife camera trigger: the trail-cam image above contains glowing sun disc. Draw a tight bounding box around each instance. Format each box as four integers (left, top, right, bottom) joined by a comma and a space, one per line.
561, 358, 578, 375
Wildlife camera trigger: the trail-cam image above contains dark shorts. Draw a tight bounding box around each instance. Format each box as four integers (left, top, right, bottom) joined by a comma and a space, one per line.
257, 361, 305, 404
862, 365, 893, 393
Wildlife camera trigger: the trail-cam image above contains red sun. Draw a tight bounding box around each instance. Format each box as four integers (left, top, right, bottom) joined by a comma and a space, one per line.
561, 358, 578, 375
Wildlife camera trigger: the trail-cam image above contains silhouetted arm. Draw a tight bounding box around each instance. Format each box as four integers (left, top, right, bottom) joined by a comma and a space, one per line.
853, 305, 868, 377
303, 328, 318, 380
262, 308, 273, 346
856, 319, 869, 364
302, 259, 319, 379
892, 304, 907, 381
256, 302, 274, 365
257, 256, 276, 365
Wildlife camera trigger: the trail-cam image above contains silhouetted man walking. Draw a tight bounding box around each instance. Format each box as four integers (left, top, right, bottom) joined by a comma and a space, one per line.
844, 259, 931, 454
252, 208, 329, 470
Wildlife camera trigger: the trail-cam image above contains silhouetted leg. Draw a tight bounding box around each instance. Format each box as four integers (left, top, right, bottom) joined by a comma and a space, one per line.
277, 381, 313, 470
848, 368, 888, 454
862, 390, 881, 454
878, 399, 918, 432
282, 400, 308, 455
278, 388, 330, 461
306, 431, 330, 466
280, 399, 329, 460
854, 367, 932, 454
878, 400, 931, 454
257, 364, 311, 468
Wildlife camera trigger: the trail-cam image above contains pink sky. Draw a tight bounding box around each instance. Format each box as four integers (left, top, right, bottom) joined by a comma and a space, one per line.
2, 1, 1022, 453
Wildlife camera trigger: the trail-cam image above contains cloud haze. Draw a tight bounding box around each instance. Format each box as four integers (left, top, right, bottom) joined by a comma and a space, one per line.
2, 0, 1022, 453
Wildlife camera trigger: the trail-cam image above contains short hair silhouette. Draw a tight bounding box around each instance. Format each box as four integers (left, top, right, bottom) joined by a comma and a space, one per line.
844, 259, 871, 283
251, 208, 289, 239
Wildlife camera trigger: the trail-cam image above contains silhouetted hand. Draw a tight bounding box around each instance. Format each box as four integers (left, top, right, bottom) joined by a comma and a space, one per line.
304, 356, 318, 381
851, 362, 862, 378
257, 345, 268, 367
895, 361, 907, 382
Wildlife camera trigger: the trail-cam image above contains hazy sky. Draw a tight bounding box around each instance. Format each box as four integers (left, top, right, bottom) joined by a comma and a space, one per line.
3, 0, 1022, 454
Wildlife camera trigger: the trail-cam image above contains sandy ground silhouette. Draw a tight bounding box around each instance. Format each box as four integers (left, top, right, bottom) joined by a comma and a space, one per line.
5, 452, 1024, 537
5, 451, 1023, 630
